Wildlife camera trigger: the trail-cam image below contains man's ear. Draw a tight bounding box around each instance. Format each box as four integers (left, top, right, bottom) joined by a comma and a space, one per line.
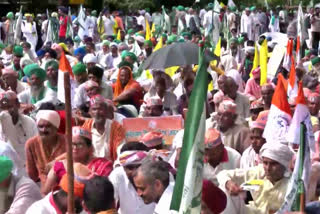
154, 179, 163, 192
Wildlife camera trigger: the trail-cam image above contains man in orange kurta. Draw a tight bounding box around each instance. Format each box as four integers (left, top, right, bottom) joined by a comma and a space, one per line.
25, 110, 66, 184
82, 95, 125, 162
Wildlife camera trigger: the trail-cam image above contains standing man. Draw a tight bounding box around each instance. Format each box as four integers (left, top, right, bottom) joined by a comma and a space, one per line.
311, 4, 320, 50
21, 14, 38, 51
4, 12, 14, 45
58, 7, 68, 42
241, 8, 254, 41
102, 9, 115, 37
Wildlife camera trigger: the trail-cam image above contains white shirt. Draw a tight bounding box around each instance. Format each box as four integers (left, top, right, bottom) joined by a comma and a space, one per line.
73, 81, 113, 108
0, 142, 25, 176
203, 146, 241, 185
0, 112, 37, 163
139, 91, 178, 116
137, 15, 146, 30
102, 16, 115, 36
26, 192, 57, 214
240, 145, 261, 169
109, 167, 156, 214
16, 80, 29, 95
18, 86, 58, 109
153, 181, 175, 214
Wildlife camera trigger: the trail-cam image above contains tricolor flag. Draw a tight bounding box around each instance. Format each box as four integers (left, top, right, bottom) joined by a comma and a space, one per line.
259, 39, 268, 85
263, 73, 292, 143
57, 51, 75, 104
283, 39, 294, 72
277, 82, 314, 213
287, 55, 298, 100
170, 45, 208, 213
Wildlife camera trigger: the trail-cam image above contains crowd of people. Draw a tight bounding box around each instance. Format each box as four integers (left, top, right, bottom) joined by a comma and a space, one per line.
0, 1, 319, 214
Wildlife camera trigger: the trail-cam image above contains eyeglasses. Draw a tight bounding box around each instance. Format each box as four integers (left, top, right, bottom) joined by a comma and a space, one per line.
72, 143, 86, 149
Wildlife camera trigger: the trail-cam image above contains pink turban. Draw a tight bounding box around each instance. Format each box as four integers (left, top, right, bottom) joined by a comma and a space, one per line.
204, 128, 222, 149
252, 67, 261, 78
218, 100, 237, 114
202, 179, 227, 213
140, 131, 163, 148
119, 151, 148, 166
2, 67, 18, 77
145, 96, 163, 107
72, 126, 92, 140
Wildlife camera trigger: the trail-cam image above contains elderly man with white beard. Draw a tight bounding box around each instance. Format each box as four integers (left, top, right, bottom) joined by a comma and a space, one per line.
18, 63, 58, 114
0, 91, 38, 164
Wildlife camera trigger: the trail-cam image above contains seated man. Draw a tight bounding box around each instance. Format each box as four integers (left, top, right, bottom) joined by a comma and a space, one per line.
216, 100, 250, 154
113, 61, 143, 110
133, 159, 174, 214
44, 60, 59, 93
83, 175, 117, 214
142, 96, 164, 117
0, 90, 38, 163
203, 128, 241, 185
307, 93, 320, 132
26, 174, 84, 214
72, 63, 88, 86
25, 110, 66, 184
245, 67, 264, 101
260, 83, 274, 110
0, 156, 42, 213
82, 95, 125, 162
109, 142, 155, 214
1, 67, 29, 94
140, 77, 178, 116
18, 63, 58, 112
240, 110, 268, 169
217, 143, 294, 214
74, 65, 113, 108
224, 76, 250, 124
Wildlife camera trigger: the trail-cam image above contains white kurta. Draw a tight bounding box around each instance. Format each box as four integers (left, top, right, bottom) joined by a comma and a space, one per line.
18, 86, 58, 109
153, 181, 175, 214
0, 112, 38, 163
109, 167, 156, 214
241, 14, 254, 40
21, 21, 38, 51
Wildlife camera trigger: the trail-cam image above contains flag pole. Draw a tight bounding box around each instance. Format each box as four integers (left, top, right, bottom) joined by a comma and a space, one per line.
298, 122, 306, 212
64, 72, 75, 213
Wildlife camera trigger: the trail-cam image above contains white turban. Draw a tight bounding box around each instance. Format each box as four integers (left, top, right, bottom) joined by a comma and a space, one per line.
36, 110, 61, 129
83, 54, 98, 64
135, 35, 145, 43
259, 143, 294, 169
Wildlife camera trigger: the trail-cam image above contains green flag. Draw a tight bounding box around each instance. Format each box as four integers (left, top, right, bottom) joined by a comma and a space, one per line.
170, 45, 208, 213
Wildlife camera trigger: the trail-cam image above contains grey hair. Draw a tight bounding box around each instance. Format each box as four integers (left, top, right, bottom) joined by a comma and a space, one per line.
137, 159, 170, 188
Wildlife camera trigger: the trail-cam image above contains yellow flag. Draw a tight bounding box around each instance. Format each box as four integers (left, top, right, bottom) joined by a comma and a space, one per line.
116, 29, 121, 40
250, 44, 259, 78
220, 2, 225, 8
212, 37, 221, 66
165, 66, 179, 77
145, 19, 151, 41
112, 21, 118, 35
153, 37, 163, 52
151, 23, 156, 38
260, 39, 268, 85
